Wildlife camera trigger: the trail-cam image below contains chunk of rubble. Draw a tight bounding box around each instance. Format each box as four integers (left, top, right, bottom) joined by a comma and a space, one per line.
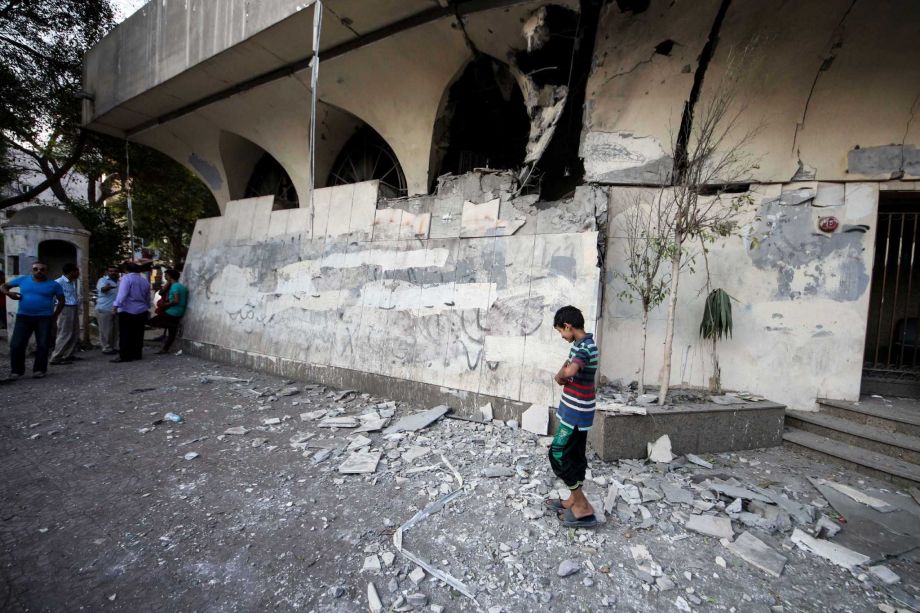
629, 544, 662, 577
482, 466, 514, 478
636, 393, 657, 405
362, 555, 381, 572
277, 386, 299, 397
724, 531, 787, 577
685, 514, 734, 539
815, 515, 841, 538
318, 416, 360, 428
183, 452, 199, 461
338, 450, 382, 474
686, 454, 713, 469
868, 564, 901, 585
383, 405, 450, 434
367, 583, 383, 613
521, 404, 549, 435
661, 482, 694, 505
647, 434, 674, 463
620, 484, 642, 505
704, 480, 773, 503
224, 426, 249, 436
790, 528, 870, 570
480, 402, 494, 421
346, 435, 373, 451
813, 479, 894, 512
262, 417, 281, 426
200, 375, 251, 384
355, 417, 389, 433
409, 566, 426, 584
557, 559, 580, 577
300, 409, 327, 421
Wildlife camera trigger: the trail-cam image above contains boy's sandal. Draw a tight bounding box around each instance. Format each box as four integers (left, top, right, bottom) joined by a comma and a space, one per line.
557, 507, 599, 529
543, 498, 566, 511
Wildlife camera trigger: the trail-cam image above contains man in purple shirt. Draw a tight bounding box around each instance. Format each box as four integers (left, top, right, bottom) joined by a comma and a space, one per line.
111, 261, 151, 362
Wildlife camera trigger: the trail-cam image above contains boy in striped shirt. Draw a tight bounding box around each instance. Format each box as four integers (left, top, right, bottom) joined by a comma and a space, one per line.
545, 305, 599, 528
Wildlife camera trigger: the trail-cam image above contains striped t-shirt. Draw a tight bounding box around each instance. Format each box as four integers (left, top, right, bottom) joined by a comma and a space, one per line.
557, 333, 599, 429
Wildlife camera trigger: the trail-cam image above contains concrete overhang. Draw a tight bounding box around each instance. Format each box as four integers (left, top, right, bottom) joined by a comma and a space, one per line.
83, 0, 538, 138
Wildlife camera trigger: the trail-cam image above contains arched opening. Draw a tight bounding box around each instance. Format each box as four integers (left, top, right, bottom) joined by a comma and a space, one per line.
431, 56, 530, 183
218, 131, 299, 210
37, 240, 78, 279
245, 153, 299, 209
328, 125, 407, 199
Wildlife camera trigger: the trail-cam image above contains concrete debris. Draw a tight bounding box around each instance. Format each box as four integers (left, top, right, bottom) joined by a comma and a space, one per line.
338, 450, 382, 474
383, 405, 450, 435
685, 515, 734, 539
815, 515, 842, 538
557, 559, 580, 577
816, 479, 894, 513
183, 452, 199, 461
401, 446, 430, 463
409, 566, 426, 584
334, 389, 357, 402
909, 486, 920, 506
381, 551, 395, 567
710, 394, 745, 405
262, 417, 281, 426
598, 402, 647, 416
506, 419, 519, 430
300, 409, 327, 421
223, 426, 249, 436
406, 593, 427, 607
655, 575, 676, 591
725, 531, 787, 577
276, 386, 299, 397
647, 435, 674, 463
767, 492, 815, 525
317, 416, 360, 428
686, 454, 713, 469
346, 435, 373, 451
674, 596, 692, 612
355, 417, 389, 433
367, 582, 383, 613
790, 528, 870, 571
868, 564, 901, 585
726, 498, 743, 514
620, 484, 642, 505
479, 402, 494, 421
630, 544, 662, 577
661, 482, 694, 505
200, 375, 251, 384
705, 480, 773, 503
521, 404, 548, 436
362, 554, 381, 572
482, 466, 514, 478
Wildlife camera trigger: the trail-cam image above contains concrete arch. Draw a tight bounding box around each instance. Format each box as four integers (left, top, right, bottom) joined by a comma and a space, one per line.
218, 130, 299, 209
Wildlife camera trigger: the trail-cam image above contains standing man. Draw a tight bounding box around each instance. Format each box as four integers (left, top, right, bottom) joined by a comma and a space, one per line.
147, 269, 188, 354
95, 265, 120, 355
1, 261, 65, 379
50, 263, 81, 365
111, 261, 151, 363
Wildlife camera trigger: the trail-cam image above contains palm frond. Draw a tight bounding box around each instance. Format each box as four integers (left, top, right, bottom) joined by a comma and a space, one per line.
699, 288, 733, 340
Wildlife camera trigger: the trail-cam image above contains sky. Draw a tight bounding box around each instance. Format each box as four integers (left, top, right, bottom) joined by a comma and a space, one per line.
113, 0, 150, 22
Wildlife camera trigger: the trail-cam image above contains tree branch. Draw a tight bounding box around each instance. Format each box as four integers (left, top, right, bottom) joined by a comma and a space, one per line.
0, 129, 87, 209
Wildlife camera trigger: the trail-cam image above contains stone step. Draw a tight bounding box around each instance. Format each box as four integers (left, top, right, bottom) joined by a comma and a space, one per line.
786, 409, 920, 465
817, 398, 920, 438
783, 427, 920, 487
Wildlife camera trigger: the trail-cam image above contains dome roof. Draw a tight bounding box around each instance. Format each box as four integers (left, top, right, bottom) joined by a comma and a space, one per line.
5, 206, 85, 230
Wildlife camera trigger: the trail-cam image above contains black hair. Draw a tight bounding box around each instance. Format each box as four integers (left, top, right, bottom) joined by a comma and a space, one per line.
62, 263, 78, 275
165, 268, 180, 281
125, 261, 142, 272
553, 305, 585, 330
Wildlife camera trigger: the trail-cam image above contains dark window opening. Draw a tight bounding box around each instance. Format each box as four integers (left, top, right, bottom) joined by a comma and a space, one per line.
245, 153, 299, 210
328, 126, 407, 199
432, 56, 530, 181
514, 5, 581, 89
8, 256, 19, 276
37, 240, 77, 279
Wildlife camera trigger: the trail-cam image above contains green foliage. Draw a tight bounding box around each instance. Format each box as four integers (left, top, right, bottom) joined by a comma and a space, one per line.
699, 288, 733, 341
63, 199, 127, 276
106, 143, 219, 266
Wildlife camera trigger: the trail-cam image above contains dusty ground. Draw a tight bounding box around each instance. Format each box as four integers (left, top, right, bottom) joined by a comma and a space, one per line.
0, 339, 918, 612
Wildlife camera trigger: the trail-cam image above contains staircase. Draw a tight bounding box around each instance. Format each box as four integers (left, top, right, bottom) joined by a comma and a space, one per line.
784, 397, 920, 486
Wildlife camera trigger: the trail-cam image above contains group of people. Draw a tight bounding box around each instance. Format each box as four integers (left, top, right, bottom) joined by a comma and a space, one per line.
1, 260, 188, 379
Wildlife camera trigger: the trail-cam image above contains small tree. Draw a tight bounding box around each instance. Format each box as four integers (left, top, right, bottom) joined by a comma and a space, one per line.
656, 51, 760, 405
615, 190, 674, 395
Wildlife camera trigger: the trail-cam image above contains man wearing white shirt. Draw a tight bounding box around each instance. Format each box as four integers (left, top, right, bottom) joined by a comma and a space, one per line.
50, 263, 81, 365
95, 265, 120, 354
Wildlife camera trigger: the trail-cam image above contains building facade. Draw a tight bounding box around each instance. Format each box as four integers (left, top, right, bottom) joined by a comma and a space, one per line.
82, 0, 920, 413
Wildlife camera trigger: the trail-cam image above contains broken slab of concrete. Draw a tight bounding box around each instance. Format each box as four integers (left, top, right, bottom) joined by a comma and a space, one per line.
647, 434, 674, 463
815, 478, 894, 512
704, 480, 774, 503
790, 528, 870, 571
868, 564, 901, 585
686, 454, 713, 469
521, 404, 548, 436
383, 405, 450, 435
223, 426, 249, 436
661, 482, 694, 506
685, 515, 734, 539
338, 450, 382, 474
724, 531, 787, 577
367, 583, 383, 613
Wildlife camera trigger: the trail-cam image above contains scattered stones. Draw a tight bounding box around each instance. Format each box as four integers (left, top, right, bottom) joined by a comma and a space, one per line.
223, 426, 249, 436
557, 559, 580, 577
362, 555, 381, 572
482, 466, 514, 478
715, 555, 727, 568
183, 452, 199, 461
277, 386, 299, 397
262, 417, 281, 426
724, 531, 787, 577
409, 566, 426, 584
406, 593, 428, 606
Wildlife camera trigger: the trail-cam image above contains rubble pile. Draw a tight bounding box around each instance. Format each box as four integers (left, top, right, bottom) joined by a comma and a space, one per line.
153, 370, 920, 611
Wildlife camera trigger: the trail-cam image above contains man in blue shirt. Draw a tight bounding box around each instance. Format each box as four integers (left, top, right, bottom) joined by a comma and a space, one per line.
1, 261, 65, 379
95, 266, 120, 354
50, 263, 81, 365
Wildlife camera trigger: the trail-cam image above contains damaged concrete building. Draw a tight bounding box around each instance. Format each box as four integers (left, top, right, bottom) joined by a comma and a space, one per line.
81, 0, 920, 435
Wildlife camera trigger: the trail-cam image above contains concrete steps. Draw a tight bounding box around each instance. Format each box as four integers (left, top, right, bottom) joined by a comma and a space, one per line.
783, 397, 920, 486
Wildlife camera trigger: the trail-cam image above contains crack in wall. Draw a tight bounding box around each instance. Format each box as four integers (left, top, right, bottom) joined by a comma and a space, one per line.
899, 89, 920, 175
791, 0, 858, 155
672, 0, 731, 184
600, 50, 657, 87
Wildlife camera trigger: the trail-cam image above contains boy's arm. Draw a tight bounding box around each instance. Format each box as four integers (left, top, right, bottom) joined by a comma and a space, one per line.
554, 360, 581, 385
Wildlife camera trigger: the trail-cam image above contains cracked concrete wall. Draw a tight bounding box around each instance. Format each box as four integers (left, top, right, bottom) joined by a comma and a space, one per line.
182, 177, 602, 407
601, 182, 879, 410
582, 0, 920, 184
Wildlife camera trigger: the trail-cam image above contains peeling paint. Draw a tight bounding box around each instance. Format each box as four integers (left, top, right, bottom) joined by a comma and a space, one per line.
582, 131, 672, 184
847, 144, 920, 177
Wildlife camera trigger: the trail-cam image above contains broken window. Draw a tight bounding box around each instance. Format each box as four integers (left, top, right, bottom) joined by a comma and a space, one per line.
245, 153, 299, 210
328, 125, 407, 199
431, 56, 530, 183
